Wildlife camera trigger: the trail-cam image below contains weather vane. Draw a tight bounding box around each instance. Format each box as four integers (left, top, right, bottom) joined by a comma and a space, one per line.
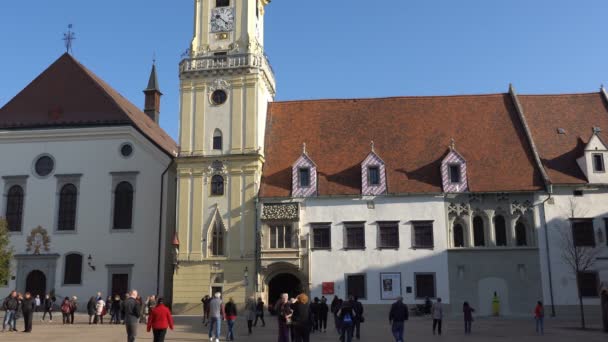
63, 24, 76, 54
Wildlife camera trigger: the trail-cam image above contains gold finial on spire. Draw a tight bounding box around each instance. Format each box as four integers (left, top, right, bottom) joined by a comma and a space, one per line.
449, 138, 456, 150
371, 140, 375, 153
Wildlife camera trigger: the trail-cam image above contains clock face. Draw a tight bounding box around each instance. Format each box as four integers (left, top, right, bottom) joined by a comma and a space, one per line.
211, 7, 235, 33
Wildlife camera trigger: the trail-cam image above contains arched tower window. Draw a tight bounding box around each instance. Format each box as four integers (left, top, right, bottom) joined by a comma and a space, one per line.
210, 220, 224, 256
113, 182, 134, 230
58, 184, 77, 231
516, 220, 528, 246
213, 129, 223, 150
63, 253, 83, 285
211, 175, 225, 196
6, 185, 24, 232
473, 216, 485, 247
493, 215, 507, 246
453, 223, 465, 247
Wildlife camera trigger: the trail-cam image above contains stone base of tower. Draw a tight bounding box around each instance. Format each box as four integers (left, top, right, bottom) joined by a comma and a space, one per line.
172, 259, 255, 315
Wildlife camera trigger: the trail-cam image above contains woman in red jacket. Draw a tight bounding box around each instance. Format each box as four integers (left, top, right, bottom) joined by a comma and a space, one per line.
147, 298, 174, 342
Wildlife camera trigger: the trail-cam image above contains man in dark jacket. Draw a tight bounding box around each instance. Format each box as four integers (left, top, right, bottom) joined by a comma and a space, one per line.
352, 296, 364, 339
2, 291, 18, 332
21, 292, 35, 332
123, 290, 141, 342
389, 296, 408, 342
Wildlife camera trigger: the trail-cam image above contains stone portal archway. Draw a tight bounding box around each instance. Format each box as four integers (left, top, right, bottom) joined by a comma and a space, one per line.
268, 273, 303, 312
26, 270, 46, 298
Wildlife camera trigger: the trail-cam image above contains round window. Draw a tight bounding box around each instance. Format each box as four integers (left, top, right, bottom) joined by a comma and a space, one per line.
34, 156, 54, 177
211, 90, 228, 105
120, 143, 133, 157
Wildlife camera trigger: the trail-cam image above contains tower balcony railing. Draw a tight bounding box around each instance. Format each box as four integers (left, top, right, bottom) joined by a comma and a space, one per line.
180, 53, 275, 84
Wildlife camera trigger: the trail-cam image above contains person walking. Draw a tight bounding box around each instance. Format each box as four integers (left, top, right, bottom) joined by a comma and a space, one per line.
14, 293, 23, 330
389, 296, 409, 342
534, 301, 544, 335
69, 296, 78, 324
319, 296, 329, 333
145, 295, 157, 325
124, 290, 142, 342
201, 295, 211, 326
34, 295, 41, 313
353, 296, 364, 339
111, 295, 122, 324
95, 296, 106, 324
87, 296, 96, 324
42, 294, 54, 323
224, 297, 238, 341
244, 296, 256, 335
208, 292, 224, 342
60, 297, 71, 324
292, 293, 313, 342
463, 302, 475, 335
21, 292, 35, 333
331, 296, 341, 334
432, 298, 444, 335
275, 293, 292, 342
146, 298, 174, 342
2, 291, 18, 332
337, 297, 356, 342
253, 297, 265, 327
310, 297, 320, 333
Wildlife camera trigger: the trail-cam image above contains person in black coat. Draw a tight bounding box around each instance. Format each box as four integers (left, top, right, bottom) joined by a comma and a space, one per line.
292, 294, 313, 342
310, 297, 320, 332
389, 296, 409, 342
21, 292, 35, 333
319, 296, 329, 333
42, 294, 54, 322
87, 296, 96, 324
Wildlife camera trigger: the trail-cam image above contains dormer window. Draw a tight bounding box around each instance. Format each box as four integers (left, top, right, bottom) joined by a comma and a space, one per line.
216, 0, 229, 7
368, 166, 380, 186
449, 164, 461, 183
593, 153, 605, 172
299, 168, 310, 187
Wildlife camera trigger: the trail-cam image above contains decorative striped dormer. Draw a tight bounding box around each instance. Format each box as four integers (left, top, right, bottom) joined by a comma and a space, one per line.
441, 139, 468, 193
292, 143, 317, 197
362, 141, 387, 196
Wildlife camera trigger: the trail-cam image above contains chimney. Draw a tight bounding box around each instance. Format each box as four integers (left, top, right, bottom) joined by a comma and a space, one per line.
143, 62, 162, 123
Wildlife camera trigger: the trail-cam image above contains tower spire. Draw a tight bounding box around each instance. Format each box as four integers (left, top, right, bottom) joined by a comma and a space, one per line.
143, 60, 163, 123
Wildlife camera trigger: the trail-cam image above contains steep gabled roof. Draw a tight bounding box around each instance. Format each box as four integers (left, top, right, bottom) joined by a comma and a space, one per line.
519, 92, 608, 185
260, 94, 545, 198
0, 53, 177, 156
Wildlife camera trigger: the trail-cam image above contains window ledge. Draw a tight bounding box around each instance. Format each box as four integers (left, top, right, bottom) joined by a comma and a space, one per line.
411, 246, 434, 250
111, 228, 134, 233
62, 284, 82, 287
8, 231, 23, 235
55, 230, 77, 234
377, 247, 399, 250
343, 247, 366, 251
311, 248, 331, 251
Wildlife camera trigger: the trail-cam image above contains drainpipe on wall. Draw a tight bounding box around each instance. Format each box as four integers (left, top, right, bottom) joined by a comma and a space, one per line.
254, 197, 260, 294
539, 191, 556, 317
156, 159, 175, 297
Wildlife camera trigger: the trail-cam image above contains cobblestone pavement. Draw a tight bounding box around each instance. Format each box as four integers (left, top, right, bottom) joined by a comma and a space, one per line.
0, 312, 606, 341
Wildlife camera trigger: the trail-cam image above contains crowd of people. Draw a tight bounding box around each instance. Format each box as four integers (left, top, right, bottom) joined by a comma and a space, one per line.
1, 289, 175, 342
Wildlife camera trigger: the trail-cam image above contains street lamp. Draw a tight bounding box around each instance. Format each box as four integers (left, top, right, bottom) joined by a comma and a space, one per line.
87, 254, 96, 271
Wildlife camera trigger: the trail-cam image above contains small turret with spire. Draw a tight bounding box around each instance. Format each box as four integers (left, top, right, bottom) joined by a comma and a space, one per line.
143, 59, 162, 123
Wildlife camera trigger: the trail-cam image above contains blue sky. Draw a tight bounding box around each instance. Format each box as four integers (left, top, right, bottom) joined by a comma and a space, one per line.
1, 1, 608, 140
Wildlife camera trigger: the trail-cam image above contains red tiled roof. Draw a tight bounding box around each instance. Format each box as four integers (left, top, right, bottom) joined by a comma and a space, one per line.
519, 92, 608, 184
260, 94, 545, 198
0, 53, 177, 156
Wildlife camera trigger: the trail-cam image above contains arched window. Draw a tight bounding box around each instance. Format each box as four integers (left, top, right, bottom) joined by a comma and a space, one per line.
63, 253, 83, 285
210, 220, 224, 256
473, 216, 485, 247
494, 215, 507, 246
211, 175, 224, 196
213, 129, 223, 150
6, 185, 24, 232
58, 184, 77, 231
516, 221, 527, 246
113, 182, 134, 230
453, 223, 465, 247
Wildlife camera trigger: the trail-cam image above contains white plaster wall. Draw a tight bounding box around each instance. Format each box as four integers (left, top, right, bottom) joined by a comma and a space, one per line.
300, 195, 450, 305
536, 188, 608, 307
0, 127, 173, 303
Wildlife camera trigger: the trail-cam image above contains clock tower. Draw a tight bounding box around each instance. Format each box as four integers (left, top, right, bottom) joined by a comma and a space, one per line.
172, 0, 275, 313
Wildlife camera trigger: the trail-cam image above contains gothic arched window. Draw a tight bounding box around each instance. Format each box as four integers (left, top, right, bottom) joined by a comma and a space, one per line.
63, 253, 83, 285
211, 220, 224, 256
453, 223, 465, 247
516, 221, 528, 246
494, 215, 507, 246
473, 216, 485, 247
113, 182, 134, 230
6, 185, 24, 232
58, 184, 77, 231
213, 129, 223, 150
211, 175, 224, 196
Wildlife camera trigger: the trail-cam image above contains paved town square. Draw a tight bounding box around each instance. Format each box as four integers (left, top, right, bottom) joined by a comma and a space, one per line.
1, 313, 607, 342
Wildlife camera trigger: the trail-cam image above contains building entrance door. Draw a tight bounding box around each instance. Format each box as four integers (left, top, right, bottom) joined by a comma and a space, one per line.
268, 273, 302, 314
111, 274, 129, 298
25, 270, 46, 298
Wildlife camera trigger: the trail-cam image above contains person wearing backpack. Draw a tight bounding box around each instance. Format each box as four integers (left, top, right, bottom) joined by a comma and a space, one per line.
534, 301, 544, 335
337, 298, 355, 342
60, 297, 71, 324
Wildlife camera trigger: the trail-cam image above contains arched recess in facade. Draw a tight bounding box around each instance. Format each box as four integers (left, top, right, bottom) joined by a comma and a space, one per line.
260, 262, 308, 308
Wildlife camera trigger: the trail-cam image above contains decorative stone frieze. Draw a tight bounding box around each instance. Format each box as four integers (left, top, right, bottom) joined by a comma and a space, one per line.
261, 203, 299, 221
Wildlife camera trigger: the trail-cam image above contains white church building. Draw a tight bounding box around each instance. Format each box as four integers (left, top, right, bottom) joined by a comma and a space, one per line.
0, 54, 177, 304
